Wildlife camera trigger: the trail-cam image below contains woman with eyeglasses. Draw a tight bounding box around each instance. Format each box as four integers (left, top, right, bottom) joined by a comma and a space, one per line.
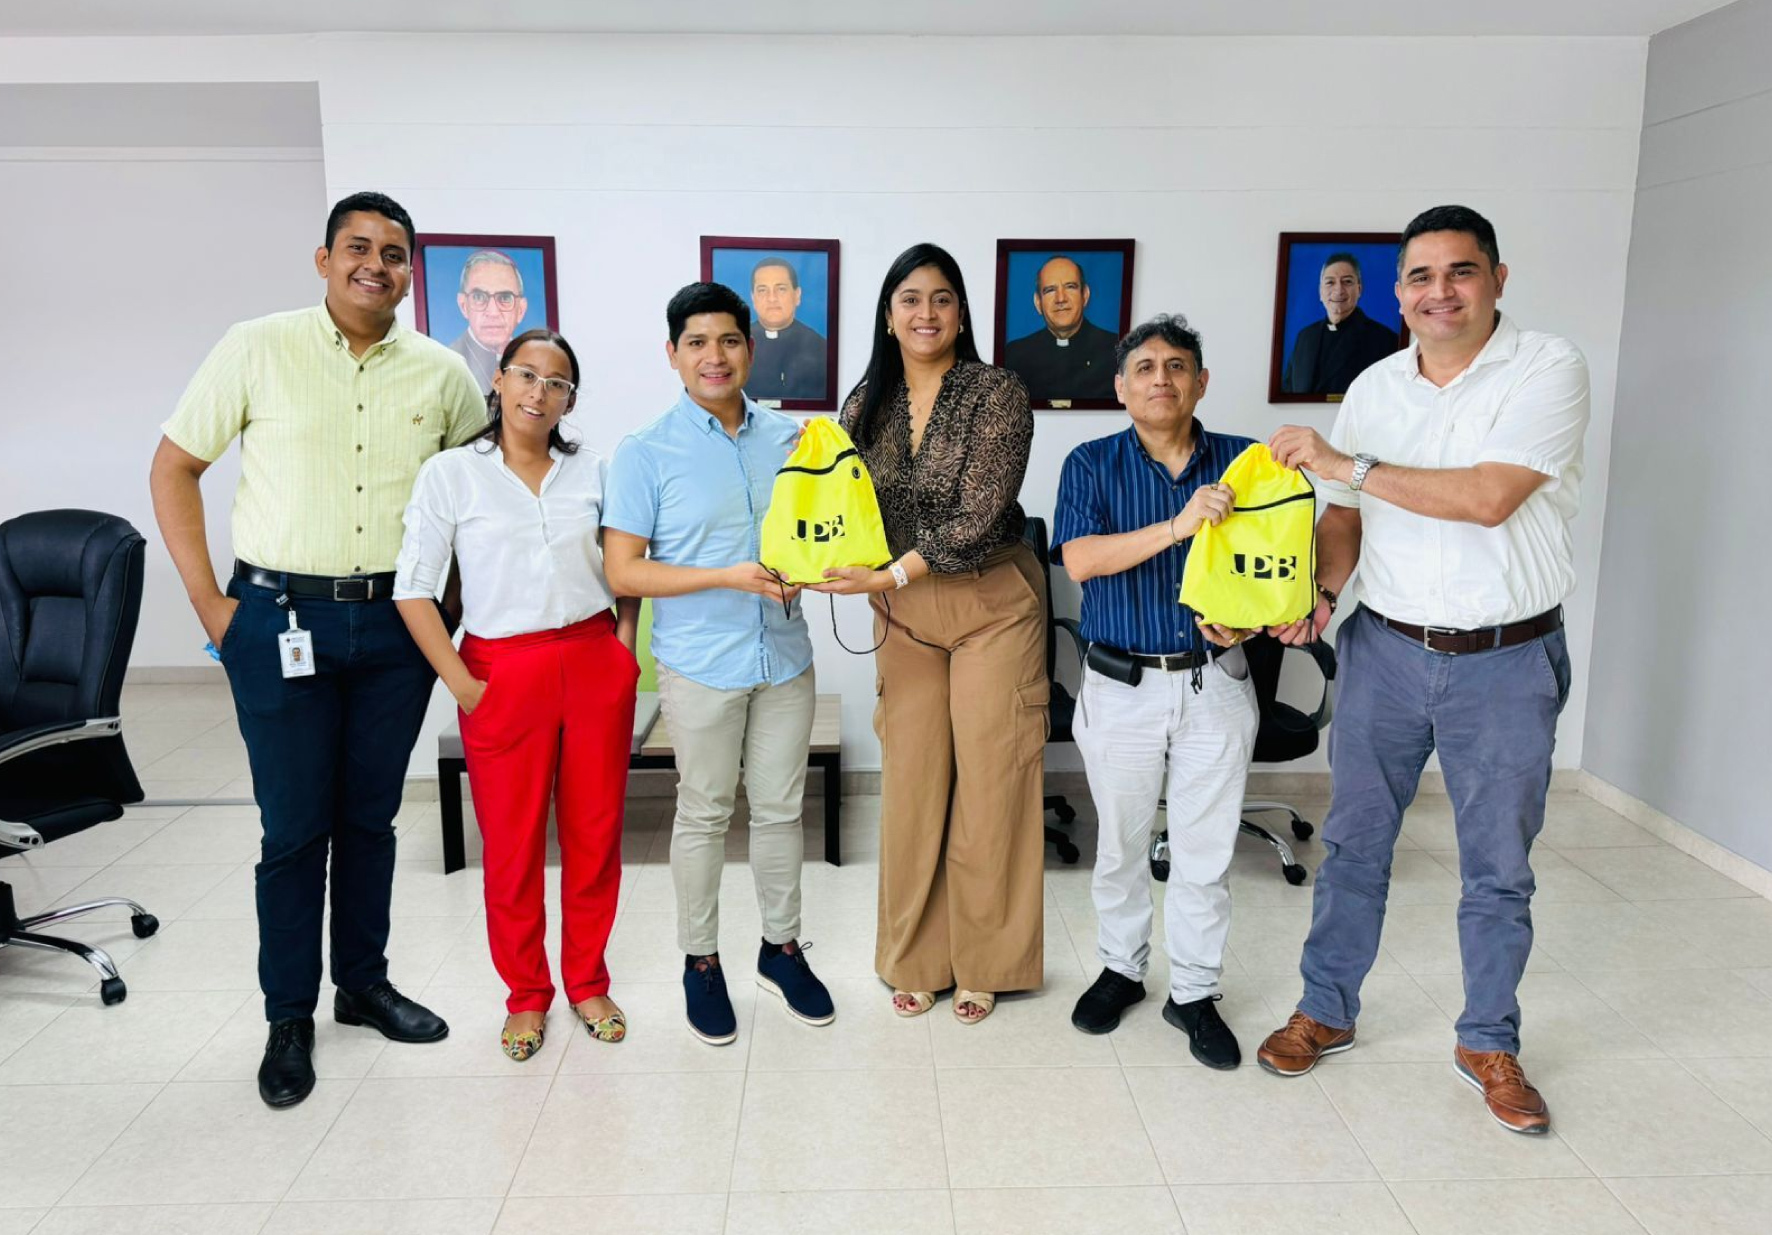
815, 243, 1045, 1025
394, 328, 640, 1061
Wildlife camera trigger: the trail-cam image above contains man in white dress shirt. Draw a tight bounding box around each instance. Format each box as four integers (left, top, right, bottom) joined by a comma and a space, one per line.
1253, 205, 1590, 1137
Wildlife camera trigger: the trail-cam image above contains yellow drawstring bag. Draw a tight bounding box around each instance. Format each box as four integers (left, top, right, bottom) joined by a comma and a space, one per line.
1179, 443, 1317, 630
759, 417, 892, 585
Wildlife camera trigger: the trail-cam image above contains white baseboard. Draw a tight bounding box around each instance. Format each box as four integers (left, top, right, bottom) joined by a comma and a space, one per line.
1575, 771, 1772, 901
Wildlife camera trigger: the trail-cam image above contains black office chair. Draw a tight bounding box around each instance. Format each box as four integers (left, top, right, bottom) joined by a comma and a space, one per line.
0, 510, 158, 1005
1151, 632, 1336, 886
1023, 517, 1084, 864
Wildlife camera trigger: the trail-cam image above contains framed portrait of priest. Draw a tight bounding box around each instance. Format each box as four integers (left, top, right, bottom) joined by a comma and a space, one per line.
994, 239, 1135, 410
412, 233, 560, 397
701, 235, 840, 411
1269, 232, 1409, 404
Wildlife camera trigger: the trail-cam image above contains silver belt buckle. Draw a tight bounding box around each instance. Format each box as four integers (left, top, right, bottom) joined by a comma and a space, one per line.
332, 576, 373, 602
1422, 625, 1460, 653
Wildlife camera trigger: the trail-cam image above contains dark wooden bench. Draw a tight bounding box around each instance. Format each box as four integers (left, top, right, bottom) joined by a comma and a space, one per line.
437, 692, 845, 872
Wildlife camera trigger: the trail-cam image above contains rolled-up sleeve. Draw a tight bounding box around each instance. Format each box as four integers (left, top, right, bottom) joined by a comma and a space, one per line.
918, 371, 1033, 573
1475, 341, 1590, 486
392, 455, 457, 601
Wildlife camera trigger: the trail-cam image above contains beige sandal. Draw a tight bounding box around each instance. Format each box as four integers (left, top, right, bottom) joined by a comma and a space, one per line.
954, 990, 996, 1025
892, 990, 935, 1018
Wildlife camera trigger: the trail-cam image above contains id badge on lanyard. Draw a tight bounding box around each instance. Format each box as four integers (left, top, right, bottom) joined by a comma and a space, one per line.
274, 592, 315, 678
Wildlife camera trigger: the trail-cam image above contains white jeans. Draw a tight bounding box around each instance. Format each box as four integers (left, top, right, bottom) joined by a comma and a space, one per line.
1073, 648, 1257, 1002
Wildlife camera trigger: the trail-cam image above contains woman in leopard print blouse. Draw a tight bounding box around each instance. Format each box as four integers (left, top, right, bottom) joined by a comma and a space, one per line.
815, 243, 1048, 1024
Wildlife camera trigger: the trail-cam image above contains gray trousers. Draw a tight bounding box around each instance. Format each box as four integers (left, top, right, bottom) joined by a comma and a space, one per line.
1298, 605, 1572, 1054
657, 664, 816, 955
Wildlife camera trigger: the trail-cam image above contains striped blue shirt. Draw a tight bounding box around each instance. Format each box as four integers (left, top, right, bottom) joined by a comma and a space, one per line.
1052, 422, 1256, 655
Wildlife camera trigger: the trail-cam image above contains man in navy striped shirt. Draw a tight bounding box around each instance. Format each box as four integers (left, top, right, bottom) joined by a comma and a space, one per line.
1052, 313, 1262, 1069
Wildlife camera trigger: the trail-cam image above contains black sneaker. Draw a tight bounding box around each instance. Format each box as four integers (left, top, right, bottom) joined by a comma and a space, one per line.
756, 939, 835, 1026
1071, 968, 1147, 1035
258, 1017, 316, 1109
334, 980, 449, 1043
684, 953, 738, 1045
1164, 994, 1241, 1069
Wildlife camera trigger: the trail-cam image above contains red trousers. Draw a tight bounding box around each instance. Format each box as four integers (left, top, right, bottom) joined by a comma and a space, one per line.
458, 613, 638, 1014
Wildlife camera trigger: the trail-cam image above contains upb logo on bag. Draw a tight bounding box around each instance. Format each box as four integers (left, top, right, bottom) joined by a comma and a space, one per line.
1179, 443, 1317, 629
1231, 553, 1298, 581
793, 515, 847, 544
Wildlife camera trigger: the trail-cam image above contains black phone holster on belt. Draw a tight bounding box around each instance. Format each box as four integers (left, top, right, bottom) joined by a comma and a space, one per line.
1085, 642, 1142, 687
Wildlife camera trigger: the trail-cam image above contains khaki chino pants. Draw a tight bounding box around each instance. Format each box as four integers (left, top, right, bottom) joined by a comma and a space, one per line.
870, 545, 1049, 994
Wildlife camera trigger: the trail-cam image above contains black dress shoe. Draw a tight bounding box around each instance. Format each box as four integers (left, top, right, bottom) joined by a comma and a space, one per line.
1164, 994, 1242, 1070
1072, 968, 1147, 1035
334, 981, 449, 1043
258, 1017, 316, 1109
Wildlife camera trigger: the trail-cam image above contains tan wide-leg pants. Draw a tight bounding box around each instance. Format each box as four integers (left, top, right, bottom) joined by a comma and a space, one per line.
870, 544, 1049, 994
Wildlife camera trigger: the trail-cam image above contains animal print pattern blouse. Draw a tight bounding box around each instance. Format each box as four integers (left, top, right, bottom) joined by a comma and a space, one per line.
840, 360, 1032, 575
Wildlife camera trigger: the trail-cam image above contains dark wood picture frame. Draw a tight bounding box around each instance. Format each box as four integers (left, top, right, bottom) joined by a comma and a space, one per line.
993, 238, 1135, 411
1268, 231, 1408, 405
700, 235, 841, 412
412, 232, 560, 337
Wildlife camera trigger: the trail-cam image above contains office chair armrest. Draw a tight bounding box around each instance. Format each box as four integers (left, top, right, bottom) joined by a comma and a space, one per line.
1054, 617, 1088, 669
0, 717, 124, 767
1296, 641, 1336, 730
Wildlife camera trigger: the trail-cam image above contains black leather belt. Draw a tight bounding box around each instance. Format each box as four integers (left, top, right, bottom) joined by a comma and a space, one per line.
235, 561, 396, 602
1375, 606, 1563, 655
1129, 649, 1212, 672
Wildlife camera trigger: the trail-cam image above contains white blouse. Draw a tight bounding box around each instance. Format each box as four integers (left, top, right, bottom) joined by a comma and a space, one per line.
393, 441, 618, 640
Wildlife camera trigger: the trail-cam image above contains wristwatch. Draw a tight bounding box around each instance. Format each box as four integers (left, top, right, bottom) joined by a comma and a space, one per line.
1348, 453, 1381, 492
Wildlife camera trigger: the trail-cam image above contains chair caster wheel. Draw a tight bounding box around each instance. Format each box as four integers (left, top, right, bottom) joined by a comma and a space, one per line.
1291, 819, 1315, 841
1150, 858, 1171, 882
1283, 864, 1308, 886
1054, 803, 1077, 825
100, 977, 128, 1005
1057, 841, 1080, 865
131, 913, 159, 939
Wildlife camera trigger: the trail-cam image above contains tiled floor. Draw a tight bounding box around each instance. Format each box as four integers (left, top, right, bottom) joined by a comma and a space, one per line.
4, 683, 1772, 1233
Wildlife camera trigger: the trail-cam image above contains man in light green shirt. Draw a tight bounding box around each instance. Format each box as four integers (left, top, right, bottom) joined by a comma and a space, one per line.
150, 191, 484, 1109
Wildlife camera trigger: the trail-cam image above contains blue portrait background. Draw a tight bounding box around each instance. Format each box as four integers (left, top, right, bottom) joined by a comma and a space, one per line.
1002, 249, 1126, 342
711, 248, 830, 337
421, 244, 551, 342
1281, 240, 1403, 370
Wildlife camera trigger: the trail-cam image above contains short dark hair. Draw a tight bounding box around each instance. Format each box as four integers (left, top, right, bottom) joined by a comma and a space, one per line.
750, 257, 799, 290
470, 328, 582, 457
1321, 251, 1362, 279
1398, 204, 1501, 275
324, 191, 415, 253
666, 281, 751, 346
1115, 313, 1203, 374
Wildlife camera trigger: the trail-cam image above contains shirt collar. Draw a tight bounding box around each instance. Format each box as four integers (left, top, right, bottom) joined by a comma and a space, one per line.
675, 387, 758, 435
1405, 310, 1517, 385
316, 301, 402, 355
1125, 419, 1212, 484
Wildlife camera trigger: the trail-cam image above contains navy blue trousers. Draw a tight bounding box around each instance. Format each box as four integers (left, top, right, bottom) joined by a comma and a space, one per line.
220, 578, 435, 1022
1298, 604, 1572, 1054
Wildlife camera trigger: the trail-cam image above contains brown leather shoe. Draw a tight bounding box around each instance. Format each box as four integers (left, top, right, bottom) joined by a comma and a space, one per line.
1453, 1045, 1550, 1135
1257, 1011, 1356, 1077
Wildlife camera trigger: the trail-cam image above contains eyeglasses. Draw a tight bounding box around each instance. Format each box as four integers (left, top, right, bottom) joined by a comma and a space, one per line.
465, 289, 519, 310
502, 364, 576, 400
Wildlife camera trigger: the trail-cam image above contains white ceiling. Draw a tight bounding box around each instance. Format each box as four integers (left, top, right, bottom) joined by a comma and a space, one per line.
0, 0, 1738, 38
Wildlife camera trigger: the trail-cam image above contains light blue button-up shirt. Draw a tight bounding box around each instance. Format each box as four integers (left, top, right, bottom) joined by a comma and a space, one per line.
603, 390, 813, 691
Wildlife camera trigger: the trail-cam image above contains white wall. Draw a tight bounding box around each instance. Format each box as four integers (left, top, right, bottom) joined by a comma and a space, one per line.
1584, 0, 1772, 866
3, 34, 1645, 775
0, 82, 326, 668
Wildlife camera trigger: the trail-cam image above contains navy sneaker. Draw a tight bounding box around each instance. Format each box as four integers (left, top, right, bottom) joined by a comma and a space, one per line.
755, 939, 835, 1026
683, 953, 738, 1045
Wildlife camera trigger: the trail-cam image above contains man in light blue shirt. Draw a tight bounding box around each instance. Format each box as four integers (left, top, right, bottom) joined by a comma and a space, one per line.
604, 282, 832, 1046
